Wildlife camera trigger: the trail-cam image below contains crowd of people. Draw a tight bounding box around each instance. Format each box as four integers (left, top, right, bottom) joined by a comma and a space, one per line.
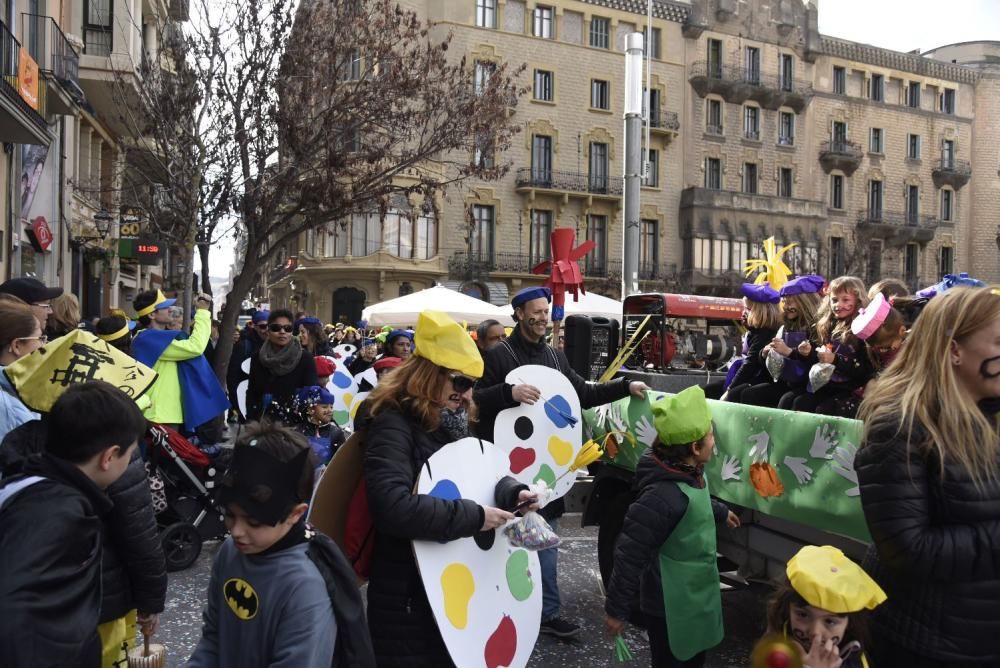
0, 271, 996, 668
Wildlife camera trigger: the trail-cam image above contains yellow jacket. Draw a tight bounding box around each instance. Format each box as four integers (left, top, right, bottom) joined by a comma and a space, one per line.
140, 309, 211, 425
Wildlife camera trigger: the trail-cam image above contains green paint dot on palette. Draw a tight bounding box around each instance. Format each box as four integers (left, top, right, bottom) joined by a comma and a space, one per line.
533, 463, 555, 487
505, 549, 533, 601
333, 410, 350, 425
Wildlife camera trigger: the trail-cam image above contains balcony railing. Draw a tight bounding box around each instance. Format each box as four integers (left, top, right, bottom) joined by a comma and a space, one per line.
819, 140, 863, 176
648, 109, 679, 131
449, 251, 538, 275
705, 123, 723, 136
932, 157, 972, 190
688, 61, 813, 111
515, 168, 623, 196
778, 134, 795, 146
268, 256, 298, 284
744, 129, 760, 141
858, 210, 939, 229
21, 14, 79, 88
0, 20, 48, 131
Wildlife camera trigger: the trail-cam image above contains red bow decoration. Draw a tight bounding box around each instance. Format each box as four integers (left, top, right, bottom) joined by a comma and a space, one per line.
531, 228, 595, 324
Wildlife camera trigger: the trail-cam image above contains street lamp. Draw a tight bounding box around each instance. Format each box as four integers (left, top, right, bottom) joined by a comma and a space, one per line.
74, 208, 115, 245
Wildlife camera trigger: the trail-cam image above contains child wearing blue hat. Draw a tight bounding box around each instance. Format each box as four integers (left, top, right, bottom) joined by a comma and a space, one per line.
292, 386, 346, 469
738, 275, 824, 408
722, 283, 782, 403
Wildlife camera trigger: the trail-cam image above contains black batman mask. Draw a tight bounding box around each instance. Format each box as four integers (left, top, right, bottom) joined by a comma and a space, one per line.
216, 445, 310, 526
224, 578, 259, 620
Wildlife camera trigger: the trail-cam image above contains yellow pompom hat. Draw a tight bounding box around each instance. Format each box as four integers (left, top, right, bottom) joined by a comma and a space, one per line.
786, 545, 887, 614
413, 310, 485, 379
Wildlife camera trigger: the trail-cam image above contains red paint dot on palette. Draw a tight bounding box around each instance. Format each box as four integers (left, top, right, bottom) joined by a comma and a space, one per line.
484, 614, 517, 668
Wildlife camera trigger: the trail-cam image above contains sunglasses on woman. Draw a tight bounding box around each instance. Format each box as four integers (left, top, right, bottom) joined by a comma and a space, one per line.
268, 324, 294, 333
449, 373, 476, 393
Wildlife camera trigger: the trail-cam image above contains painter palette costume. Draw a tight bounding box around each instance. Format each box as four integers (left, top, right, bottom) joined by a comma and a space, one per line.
412, 437, 542, 668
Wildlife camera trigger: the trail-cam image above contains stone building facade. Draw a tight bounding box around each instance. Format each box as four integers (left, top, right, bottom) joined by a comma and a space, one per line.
273, 0, 1000, 323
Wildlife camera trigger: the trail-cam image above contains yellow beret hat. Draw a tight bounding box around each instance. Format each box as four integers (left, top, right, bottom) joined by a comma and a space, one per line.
413, 310, 484, 379
650, 386, 713, 446
786, 545, 886, 614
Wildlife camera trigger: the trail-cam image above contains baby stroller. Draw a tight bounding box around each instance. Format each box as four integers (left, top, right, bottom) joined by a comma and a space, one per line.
145, 424, 229, 571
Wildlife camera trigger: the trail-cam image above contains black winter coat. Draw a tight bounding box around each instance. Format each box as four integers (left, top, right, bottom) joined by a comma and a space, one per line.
856, 402, 1000, 664
474, 326, 631, 519
246, 346, 318, 421
727, 326, 778, 390
364, 408, 527, 667
0, 453, 112, 667
226, 328, 265, 405
0, 420, 168, 621
605, 451, 729, 620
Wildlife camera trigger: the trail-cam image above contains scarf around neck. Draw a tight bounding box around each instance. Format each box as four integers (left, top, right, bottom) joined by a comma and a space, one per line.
259, 337, 303, 376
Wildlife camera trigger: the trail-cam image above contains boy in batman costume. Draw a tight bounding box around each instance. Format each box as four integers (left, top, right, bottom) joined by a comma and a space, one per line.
187, 423, 374, 668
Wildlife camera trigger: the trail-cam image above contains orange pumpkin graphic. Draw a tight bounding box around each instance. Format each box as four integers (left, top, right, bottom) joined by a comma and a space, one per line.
749, 462, 784, 498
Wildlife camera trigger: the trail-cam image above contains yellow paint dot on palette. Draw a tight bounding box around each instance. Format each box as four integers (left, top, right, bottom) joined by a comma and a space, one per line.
342, 393, 354, 409
441, 563, 475, 629
547, 435, 573, 466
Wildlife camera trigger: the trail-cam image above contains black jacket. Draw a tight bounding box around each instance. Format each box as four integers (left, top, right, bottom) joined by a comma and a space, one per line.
0, 420, 168, 621
0, 454, 112, 667
605, 451, 729, 621
856, 402, 1000, 663
474, 326, 631, 519
363, 408, 526, 667
226, 327, 265, 413
727, 326, 778, 389
246, 347, 318, 421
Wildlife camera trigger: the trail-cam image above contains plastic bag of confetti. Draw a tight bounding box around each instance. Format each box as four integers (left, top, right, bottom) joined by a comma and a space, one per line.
766, 348, 786, 383
504, 511, 561, 551
808, 362, 835, 393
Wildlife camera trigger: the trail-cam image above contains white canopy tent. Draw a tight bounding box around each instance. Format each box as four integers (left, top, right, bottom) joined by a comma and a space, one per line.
560, 291, 623, 321
361, 285, 515, 327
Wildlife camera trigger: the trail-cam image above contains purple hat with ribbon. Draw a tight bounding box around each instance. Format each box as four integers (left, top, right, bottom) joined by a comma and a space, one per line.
741, 283, 780, 304
780, 274, 826, 297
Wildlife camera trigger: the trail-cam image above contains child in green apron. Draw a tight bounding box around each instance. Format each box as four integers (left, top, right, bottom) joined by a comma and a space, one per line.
604, 386, 741, 667
764, 545, 886, 668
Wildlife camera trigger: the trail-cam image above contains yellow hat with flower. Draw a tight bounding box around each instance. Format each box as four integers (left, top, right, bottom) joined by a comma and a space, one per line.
786, 545, 886, 614
413, 310, 484, 379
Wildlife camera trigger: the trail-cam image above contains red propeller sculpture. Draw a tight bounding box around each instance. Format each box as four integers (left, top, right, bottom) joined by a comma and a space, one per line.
532, 228, 595, 340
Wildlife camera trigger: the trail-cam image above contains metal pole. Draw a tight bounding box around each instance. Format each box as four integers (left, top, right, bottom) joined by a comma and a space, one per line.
622, 32, 644, 297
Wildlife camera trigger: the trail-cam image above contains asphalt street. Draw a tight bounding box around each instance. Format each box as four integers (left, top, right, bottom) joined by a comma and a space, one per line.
157, 513, 768, 667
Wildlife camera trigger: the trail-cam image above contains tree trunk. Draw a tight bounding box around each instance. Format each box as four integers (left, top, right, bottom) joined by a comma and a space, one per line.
199, 242, 213, 295
182, 244, 196, 330
212, 265, 259, 384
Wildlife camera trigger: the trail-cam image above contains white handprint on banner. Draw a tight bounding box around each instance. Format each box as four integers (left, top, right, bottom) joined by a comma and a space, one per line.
748, 431, 771, 464
635, 415, 657, 447
721, 455, 742, 482
783, 456, 813, 485
810, 424, 839, 460
831, 442, 860, 496
607, 402, 628, 435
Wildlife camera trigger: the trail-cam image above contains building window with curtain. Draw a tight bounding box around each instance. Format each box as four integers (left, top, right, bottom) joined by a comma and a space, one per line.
473, 130, 495, 169
640, 219, 658, 277
941, 189, 953, 222
531, 135, 552, 185
383, 210, 413, 258
692, 237, 711, 271
351, 212, 381, 256
589, 142, 609, 192
476, 0, 496, 28
533, 69, 554, 101
705, 157, 721, 189
529, 210, 552, 265
474, 60, 495, 95
325, 222, 349, 257
590, 17, 609, 48
84, 0, 113, 55
939, 246, 953, 278
471, 205, 495, 262
585, 215, 608, 274
414, 210, 437, 260
533, 6, 553, 38
591, 79, 610, 110
642, 149, 659, 187
733, 240, 750, 275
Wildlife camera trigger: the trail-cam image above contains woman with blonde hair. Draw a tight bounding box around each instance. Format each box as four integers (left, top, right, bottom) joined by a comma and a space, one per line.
46, 293, 81, 339
856, 286, 1000, 666
362, 310, 538, 667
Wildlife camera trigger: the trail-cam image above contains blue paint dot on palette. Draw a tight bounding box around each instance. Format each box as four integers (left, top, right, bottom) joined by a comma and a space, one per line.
544, 394, 575, 428
332, 372, 353, 389
428, 479, 461, 501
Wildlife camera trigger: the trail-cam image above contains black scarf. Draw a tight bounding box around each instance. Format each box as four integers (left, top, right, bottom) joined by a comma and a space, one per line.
258, 337, 303, 376
438, 406, 470, 441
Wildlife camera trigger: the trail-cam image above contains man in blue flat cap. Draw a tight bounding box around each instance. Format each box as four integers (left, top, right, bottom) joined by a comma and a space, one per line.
474, 285, 649, 639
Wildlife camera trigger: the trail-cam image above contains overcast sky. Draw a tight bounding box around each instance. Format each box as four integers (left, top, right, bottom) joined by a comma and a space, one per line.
818, 0, 1000, 53
204, 0, 1000, 296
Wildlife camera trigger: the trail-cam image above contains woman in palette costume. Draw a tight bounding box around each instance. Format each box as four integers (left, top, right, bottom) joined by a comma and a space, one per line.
362, 310, 538, 667
738, 275, 824, 408
722, 284, 782, 404
782, 276, 875, 417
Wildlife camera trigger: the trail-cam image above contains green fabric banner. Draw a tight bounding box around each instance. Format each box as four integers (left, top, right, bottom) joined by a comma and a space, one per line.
584, 394, 870, 543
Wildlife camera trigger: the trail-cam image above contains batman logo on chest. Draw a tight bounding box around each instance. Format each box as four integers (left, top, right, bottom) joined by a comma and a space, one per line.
224, 578, 259, 620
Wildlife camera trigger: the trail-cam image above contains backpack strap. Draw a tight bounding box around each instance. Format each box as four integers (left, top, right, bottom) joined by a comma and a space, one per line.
0, 476, 46, 509
500, 339, 523, 368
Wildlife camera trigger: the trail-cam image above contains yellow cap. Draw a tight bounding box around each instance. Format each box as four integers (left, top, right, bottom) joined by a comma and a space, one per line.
413, 310, 484, 379
786, 545, 886, 614
651, 386, 712, 446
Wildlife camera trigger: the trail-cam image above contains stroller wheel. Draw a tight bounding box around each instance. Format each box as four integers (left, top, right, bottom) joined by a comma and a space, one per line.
161, 522, 203, 572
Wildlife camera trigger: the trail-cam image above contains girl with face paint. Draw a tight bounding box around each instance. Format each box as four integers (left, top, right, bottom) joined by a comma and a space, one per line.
765, 546, 885, 668
856, 286, 1000, 666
